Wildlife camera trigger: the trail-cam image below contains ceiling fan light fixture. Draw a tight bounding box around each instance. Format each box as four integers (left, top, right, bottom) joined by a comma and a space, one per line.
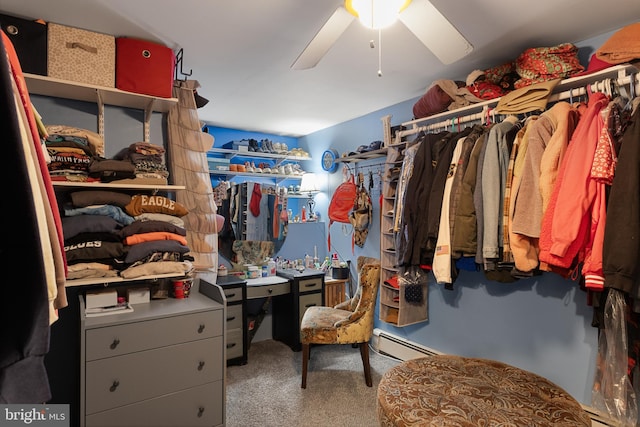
346, 0, 411, 29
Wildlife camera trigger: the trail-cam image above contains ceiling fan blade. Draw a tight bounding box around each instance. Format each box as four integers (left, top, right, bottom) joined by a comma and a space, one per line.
398, 0, 473, 65
291, 6, 355, 70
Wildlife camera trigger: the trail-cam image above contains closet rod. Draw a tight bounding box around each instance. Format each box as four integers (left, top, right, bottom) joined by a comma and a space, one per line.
396, 107, 488, 140
396, 71, 639, 141
548, 73, 639, 104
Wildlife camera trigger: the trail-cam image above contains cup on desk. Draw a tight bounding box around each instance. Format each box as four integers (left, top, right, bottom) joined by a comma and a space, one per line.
172, 280, 185, 299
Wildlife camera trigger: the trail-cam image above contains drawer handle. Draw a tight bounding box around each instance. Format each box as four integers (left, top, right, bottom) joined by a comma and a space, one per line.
197, 361, 205, 371
109, 380, 120, 392
227, 292, 236, 298
110, 339, 120, 350
226, 316, 236, 322
268, 288, 273, 294
304, 284, 316, 288
305, 303, 317, 308
198, 324, 205, 333
227, 343, 236, 349
197, 407, 205, 418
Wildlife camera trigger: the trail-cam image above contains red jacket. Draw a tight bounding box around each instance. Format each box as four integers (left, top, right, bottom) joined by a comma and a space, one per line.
538, 91, 609, 289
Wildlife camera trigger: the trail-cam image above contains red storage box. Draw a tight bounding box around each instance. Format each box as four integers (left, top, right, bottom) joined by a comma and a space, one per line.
116, 37, 175, 98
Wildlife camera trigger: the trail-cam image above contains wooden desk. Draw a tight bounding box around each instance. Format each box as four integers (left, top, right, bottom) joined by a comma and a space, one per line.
217, 270, 325, 354
324, 278, 348, 307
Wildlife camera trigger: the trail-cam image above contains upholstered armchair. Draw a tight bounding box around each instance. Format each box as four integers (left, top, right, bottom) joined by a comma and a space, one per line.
300, 256, 381, 388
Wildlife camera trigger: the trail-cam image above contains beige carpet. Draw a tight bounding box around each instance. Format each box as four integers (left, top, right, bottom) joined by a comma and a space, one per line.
226, 339, 400, 427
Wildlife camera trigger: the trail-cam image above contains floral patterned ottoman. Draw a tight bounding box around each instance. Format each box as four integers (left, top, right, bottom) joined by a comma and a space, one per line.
377, 354, 591, 426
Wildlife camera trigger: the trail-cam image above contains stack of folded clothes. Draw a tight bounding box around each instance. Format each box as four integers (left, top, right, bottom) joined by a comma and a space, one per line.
112, 142, 170, 185
45, 125, 105, 182
62, 191, 194, 281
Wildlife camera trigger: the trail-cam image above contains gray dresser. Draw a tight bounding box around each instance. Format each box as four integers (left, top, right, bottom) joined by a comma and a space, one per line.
79, 280, 226, 427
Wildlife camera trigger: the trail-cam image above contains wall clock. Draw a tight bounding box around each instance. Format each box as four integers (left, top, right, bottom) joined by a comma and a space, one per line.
321, 149, 339, 173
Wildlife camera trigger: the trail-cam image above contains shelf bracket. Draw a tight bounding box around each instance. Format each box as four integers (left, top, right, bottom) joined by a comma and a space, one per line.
96, 89, 105, 140
143, 99, 156, 143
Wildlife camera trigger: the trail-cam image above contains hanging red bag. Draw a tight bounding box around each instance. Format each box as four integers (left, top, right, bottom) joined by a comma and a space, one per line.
327, 174, 357, 251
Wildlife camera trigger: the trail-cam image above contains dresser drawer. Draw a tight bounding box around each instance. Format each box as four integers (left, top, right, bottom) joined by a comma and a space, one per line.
223, 286, 243, 304
85, 310, 223, 361
298, 277, 322, 293
86, 337, 222, 414
225, 304, 243, 330
86, 380, 223, 427
299, 293, 322, 324
226, 328, 243, 360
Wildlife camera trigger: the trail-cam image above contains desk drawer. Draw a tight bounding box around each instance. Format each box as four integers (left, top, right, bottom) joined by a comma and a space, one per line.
86, 381, 223, 427
247, 281, 290, 299
223, 286, 243, 304
85, 310, 222, 361
226, 328, 243, 360
298, 277, 322, 293
86, 336, 222, 414
299, 293, 322, 324
226, 304, 243, 330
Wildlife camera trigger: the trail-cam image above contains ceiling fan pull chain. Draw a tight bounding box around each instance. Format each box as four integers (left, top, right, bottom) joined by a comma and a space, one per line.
378, 28, 383, 77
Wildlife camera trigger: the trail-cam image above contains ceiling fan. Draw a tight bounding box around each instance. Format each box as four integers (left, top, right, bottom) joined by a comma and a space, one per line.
291, 0, 473, 70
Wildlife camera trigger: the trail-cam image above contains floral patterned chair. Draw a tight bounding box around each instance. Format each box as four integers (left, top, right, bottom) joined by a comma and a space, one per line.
300, 256, 381, 389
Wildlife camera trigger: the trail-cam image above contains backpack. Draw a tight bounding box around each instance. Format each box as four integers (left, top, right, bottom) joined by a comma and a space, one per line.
349, 172, 373, 249
327, 174, 357, 251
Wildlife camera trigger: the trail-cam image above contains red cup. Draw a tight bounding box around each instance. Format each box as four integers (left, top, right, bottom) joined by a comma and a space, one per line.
173, 280, 185, 299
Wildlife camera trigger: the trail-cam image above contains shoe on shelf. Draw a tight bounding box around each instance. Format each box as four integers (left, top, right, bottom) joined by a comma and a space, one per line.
249, 138, 262, 152
245, 161, 254, 173
261, 139, 274, 153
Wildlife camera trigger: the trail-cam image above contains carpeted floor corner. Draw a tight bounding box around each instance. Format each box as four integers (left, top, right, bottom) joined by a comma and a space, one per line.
225, 339, 400, 427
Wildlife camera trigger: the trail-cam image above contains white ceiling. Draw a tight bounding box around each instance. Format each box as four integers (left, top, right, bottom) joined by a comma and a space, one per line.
2, 0, 639, 137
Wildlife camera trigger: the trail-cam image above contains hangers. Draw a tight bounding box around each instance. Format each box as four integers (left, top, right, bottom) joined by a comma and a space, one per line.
623, 72, 636, 111
174, 48, 193, 82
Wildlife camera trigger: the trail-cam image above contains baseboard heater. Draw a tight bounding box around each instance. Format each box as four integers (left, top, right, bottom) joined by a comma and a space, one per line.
580, 405, 623, 426
372, 329, 443, 361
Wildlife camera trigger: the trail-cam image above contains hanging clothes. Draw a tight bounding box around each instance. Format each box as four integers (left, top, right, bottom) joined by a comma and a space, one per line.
505, 116, 540, 274
538, 90, 610, 287
481, 116, 518, 269
448, 125, 486, 261
432, 136, 465, 286
451, 128, 488, 260
0, 30, 66, 404
603, 102, 640, 295
508, 102, 581, 275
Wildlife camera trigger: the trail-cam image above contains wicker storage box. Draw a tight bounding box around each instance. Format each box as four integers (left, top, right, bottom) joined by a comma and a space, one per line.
47, 22, 115, 87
